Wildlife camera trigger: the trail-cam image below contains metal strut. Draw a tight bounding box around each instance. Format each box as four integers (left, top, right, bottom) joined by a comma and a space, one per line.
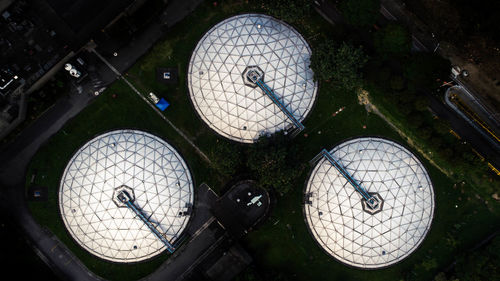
118, 191, 176, 253
256, 80, 305, 131
244, 68, 305, 136
318, 149, 379, 209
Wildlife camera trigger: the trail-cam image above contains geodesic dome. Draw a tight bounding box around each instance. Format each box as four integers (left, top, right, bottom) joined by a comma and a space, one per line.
188, 13, 317, 143
304, 137, 434, 269
59, 130, 194, 262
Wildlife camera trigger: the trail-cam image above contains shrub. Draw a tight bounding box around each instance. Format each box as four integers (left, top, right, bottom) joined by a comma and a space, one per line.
389, 75, 406, 91
246, 133, 303, 194
261, 0, 311, 23
210, 140, 242, 176
405, 53, 451, 90
418, 126, 433, 140
310, 40, 368, 91
408, 113, 425, 128
433, 118, 451, 135
414, 95, 429, 111
339, 0, 380, 27
374, 24, 411, 57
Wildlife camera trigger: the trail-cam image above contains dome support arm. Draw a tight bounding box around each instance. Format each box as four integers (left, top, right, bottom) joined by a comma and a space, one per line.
118, 190, 176, 253
317, 149, 381, 210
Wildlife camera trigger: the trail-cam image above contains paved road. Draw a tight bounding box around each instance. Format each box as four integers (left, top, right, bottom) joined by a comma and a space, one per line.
448, 81, 500, 138
429, 90, 500, 167
445, 86, 500, 150
0, 0, 203, 280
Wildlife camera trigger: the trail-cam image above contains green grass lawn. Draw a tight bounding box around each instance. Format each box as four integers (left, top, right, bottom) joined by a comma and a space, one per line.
240, 81, 500, 281
26, 80, 226, 280
25, 1, 499, 280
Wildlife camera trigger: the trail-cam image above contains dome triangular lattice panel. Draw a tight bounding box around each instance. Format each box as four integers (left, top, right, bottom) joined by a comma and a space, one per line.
59, 130, 194, 263
304, 137, 435, 269
188, 14, 318, 143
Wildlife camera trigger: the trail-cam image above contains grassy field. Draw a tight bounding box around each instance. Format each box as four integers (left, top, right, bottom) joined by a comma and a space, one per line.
25, 1, 499, 280
240, 81, 499, 281
25, 80, 225, 280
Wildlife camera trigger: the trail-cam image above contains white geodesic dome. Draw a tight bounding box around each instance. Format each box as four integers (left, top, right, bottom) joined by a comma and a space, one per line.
304, 137, 434, 269
188, 13, 317, 143
58, 130, 194, 262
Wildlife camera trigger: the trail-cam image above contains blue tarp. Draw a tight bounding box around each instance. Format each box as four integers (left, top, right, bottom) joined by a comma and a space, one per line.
155, 98, 170, 111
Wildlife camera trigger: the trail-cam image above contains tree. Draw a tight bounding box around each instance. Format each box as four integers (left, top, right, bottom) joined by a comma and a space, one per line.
421, 258, 438, 271
310, 40, 368, 90
451, 235, 500, 281
261, 0, 311, 23
397, 90, 416, 104
432, 118, 451, 135
405, 53, 451, 90
418, 126, 433, 140
439, 147, 454, 160
414, 95, 429, 111
339, 0, 380, 27
389, 75, 406, 91
398, 101, 414, 116
430, 136, 445, 148
407, 112, 424, 128
210, 140, 242, 176
374, 24, 411, 57
434, 272, 450, 281
246, 132, 302, 195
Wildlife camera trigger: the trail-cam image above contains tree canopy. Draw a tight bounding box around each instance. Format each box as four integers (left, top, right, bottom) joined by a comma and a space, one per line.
261, 0, 312, 23
374, 24, 411, 57
246, 132, 302, 195
404, 53, 451, 90
434, 235, 500, 281
310, 40, 367, 91
339, 0, 380, 27
210, 140, 242, 177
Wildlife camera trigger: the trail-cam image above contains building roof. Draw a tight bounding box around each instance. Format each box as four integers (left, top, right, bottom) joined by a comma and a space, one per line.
188, 14, 317, 143
304, 137, 435, 269
58, 130, 194, 262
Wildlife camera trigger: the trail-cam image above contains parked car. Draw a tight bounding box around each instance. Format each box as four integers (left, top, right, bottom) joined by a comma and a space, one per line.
148, 92, 160, 104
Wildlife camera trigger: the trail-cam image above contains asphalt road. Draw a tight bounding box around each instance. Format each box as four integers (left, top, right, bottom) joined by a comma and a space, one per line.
431, 90, 500, 167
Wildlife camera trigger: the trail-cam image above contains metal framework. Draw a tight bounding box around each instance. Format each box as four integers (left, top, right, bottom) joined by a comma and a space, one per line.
304, 137, 435, 269
311, 149, 380, 210
118, 190, 176, 253
246, 68, 305, 136
188, 14, 317, 143
59, 130, 194, 263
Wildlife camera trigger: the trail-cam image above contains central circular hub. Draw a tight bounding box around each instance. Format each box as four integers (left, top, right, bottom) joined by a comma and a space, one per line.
242, 65, 264, 88
113, 185, 135, 207
361, 193, 384, 214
